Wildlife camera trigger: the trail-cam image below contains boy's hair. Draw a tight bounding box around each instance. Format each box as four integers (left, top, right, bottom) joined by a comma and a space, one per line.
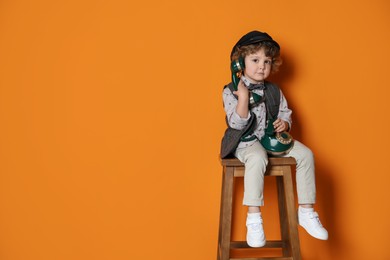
231, 42, 282, 74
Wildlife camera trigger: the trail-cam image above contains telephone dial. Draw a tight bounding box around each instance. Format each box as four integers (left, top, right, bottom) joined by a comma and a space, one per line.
230, 57, 294, 155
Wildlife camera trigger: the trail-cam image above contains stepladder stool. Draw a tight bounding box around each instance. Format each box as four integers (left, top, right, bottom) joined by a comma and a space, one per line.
217, 157, 301, 260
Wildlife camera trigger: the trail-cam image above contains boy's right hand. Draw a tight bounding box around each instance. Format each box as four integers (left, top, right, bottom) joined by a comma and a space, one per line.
234, 79, 250, 118
233, 80, 249, 101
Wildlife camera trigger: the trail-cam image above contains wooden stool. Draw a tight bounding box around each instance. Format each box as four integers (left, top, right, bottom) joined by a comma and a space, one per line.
217, 157, 301, 260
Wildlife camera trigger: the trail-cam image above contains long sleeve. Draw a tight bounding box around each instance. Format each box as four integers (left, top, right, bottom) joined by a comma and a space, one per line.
278, 90, 293, 130
222, 86, 251, 130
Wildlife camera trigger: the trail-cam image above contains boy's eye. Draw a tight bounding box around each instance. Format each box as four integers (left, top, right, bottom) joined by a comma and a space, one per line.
251, 58, 272, 65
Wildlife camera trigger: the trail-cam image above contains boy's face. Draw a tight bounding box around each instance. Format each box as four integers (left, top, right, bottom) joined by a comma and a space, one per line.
244, 47, 272, 83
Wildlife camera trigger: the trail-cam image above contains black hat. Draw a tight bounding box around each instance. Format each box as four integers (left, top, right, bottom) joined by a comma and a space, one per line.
230, 30, 280, 60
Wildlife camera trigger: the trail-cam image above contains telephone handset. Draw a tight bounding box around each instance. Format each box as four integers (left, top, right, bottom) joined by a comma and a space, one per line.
230, 58, 262, 107
230, 58, 245, 91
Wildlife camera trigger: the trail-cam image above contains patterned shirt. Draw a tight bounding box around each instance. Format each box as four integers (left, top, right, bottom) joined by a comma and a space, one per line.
222, 85, 292, 149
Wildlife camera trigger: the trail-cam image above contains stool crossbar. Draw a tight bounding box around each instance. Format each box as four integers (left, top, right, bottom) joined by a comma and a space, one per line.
217, 157, 301, 260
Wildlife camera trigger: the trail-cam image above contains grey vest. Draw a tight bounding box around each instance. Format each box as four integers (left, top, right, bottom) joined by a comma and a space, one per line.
220, 81, 281, 158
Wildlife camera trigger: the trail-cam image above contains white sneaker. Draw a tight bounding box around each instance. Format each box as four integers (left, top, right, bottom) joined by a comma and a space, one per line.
246, 213, 266, 247
298, 208, 328, 240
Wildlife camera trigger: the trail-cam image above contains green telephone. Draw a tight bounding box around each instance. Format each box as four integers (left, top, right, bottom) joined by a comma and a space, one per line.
230, 58, 262, 107
260, 119, 294, 155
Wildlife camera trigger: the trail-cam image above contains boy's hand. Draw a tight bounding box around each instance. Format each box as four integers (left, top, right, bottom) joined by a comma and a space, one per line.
233, 80, 249, 100
233, 80, 250, 118
273, 119, 289, 133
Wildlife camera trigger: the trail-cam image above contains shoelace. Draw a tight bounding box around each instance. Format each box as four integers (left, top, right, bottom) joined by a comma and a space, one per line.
308, 212, 323, 227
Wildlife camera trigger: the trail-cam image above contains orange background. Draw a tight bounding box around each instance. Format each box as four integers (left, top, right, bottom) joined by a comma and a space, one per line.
0, 0, 389, 259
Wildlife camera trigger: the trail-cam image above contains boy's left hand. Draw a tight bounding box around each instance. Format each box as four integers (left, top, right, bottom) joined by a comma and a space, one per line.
273, 119, 289, 133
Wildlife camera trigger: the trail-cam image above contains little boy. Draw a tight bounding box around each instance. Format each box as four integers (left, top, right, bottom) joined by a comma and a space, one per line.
221, 30, 328, 247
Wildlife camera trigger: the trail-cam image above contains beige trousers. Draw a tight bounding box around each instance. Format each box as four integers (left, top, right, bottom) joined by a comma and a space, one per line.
235, 140, 316, 206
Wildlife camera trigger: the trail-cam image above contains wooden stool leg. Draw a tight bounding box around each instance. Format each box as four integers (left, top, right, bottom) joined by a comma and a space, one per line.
276, 175, 290, 257
217, 166, 234, 260
281, 165, 301, 260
